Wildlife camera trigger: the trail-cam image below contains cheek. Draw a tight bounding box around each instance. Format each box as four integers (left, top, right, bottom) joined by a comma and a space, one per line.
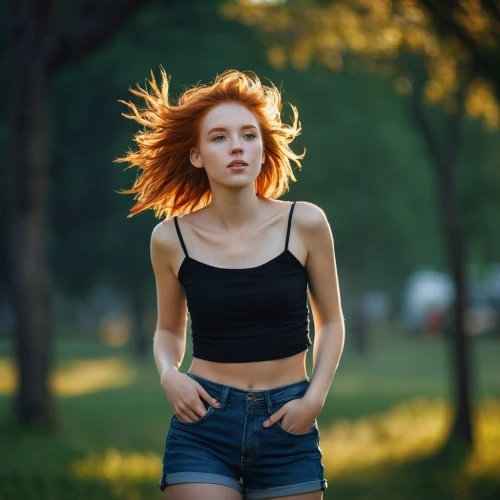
249, 140, 263, 155
201, 146, 227, 175
201, 144, 222, 162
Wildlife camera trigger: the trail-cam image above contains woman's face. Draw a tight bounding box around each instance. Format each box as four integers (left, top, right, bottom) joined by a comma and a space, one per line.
190, 102, 264, 189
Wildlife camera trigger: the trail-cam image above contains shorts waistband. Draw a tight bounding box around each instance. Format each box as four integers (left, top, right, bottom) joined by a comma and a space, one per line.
186, 372, 309, 411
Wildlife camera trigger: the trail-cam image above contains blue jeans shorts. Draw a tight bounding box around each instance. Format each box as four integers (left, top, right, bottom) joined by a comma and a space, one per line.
159, 372, 327, 499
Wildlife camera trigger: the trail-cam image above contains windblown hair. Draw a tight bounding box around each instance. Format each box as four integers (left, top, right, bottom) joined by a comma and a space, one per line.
115, 68, 304, 218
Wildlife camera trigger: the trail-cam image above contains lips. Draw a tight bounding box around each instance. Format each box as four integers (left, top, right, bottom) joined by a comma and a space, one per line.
227, 160, 248, 168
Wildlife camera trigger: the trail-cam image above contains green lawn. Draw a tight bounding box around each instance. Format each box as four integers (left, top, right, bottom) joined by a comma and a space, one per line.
0, 325, 498, 500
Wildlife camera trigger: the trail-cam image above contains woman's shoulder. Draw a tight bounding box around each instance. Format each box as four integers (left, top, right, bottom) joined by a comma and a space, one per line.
293, 201, 329, 233
151, 217, 180, 255
151, 207, 210, 251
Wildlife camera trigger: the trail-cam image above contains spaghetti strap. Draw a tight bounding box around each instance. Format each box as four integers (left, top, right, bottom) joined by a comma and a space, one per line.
173, 216, 189, 258
285, 202, 297, 251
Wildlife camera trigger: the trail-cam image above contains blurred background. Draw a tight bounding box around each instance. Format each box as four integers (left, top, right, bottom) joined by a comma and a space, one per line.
1, 0, 499, 499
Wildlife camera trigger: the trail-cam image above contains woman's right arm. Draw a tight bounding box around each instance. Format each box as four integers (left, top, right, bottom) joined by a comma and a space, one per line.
150, 221, 219, 422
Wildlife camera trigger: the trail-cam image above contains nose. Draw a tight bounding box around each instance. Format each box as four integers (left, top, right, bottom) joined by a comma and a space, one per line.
230, 141, 243, 155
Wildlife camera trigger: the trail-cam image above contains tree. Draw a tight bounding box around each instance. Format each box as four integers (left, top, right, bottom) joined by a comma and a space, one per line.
419, 0, 500, 97
6, 0, 151, 428
222, 0, 500, 446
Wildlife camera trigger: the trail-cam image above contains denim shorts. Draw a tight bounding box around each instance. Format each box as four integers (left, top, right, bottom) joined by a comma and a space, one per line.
159, 372, 327, 499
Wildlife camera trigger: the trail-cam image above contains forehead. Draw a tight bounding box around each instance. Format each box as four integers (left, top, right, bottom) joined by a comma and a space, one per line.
201, 102, 259, 131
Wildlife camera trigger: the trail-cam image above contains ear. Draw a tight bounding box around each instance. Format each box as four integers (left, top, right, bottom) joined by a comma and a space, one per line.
190, 148, 204, 169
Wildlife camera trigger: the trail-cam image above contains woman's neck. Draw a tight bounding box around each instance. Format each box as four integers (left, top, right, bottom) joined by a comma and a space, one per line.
208, 190, 262, 233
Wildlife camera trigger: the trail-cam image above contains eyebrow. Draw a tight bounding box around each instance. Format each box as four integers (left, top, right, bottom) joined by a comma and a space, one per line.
207, 125, 258, 135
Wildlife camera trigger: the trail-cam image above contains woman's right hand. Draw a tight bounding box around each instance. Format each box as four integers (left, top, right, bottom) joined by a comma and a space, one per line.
161, 369, 219, 422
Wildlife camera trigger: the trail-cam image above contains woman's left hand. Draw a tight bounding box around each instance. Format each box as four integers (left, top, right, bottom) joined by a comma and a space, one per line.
263, 397, 321, 434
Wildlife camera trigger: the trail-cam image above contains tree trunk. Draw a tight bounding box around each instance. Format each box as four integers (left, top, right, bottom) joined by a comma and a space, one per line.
435, 151, 473, 444
410, 80, 473, 444
6, 0, 152, 428
7, 19, 54, 427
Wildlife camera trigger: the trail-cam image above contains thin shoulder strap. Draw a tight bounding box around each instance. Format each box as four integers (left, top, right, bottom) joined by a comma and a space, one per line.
285, 201, 297, 251
173, 216, 189, 258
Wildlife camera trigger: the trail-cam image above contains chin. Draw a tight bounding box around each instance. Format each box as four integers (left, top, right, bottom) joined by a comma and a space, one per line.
227, 178, 256, 189
216, 171, 260, 188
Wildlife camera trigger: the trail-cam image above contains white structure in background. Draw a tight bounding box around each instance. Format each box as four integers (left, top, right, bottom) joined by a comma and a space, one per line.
402, 264, 500, 334
466, 263, 500, 335
401, 268, 455, 331
362, 291, 391, 322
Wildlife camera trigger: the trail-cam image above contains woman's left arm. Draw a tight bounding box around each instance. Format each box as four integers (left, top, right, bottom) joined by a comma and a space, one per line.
263, 202, 344, 432
301, 202, 345, 410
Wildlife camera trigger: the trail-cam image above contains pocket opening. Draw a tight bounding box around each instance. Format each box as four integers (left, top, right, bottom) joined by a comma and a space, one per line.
172, 404, 215, 426
276, 419, 317, 438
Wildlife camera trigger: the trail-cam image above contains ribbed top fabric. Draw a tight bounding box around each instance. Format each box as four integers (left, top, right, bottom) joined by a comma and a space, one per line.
174, 202, 311, 363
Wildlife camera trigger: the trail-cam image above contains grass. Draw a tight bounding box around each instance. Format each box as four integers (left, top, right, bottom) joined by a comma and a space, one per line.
0, 324, 499, 499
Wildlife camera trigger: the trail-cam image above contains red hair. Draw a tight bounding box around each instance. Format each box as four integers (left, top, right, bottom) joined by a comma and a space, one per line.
115, 68, 304, 218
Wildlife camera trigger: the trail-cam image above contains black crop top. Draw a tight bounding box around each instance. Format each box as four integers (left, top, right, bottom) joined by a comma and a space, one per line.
174, 202, 311, 363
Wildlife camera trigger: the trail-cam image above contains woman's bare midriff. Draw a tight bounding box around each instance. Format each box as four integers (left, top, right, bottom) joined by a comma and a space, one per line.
189, 351, 308, 390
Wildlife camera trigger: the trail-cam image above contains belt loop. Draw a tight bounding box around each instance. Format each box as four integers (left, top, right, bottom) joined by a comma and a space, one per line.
264, 390, 273, 415
219, 385, 229, 410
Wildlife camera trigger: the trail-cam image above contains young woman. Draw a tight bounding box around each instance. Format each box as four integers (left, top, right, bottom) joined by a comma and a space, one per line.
117, 69, 344, 500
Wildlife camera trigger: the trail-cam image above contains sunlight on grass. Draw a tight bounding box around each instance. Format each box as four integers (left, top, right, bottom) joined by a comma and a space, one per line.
0, 359, 16, 394
69, 398, 499, 487
72, 449, 160, 482
321, 397, 500, 482
0, 357, 135, 397
464, 399, 500, 478
322, 397, 451, 479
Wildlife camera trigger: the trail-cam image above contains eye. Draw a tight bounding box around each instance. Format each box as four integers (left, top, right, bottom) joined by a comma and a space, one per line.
244, 133, 257, 139
212, 135, 225, 142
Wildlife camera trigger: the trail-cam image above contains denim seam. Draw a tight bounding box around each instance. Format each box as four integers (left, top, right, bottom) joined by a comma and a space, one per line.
272, 393, 307, 405
162, 471, 243, 493
241, 407, 249, 466
243, 409, 257, 462
245, 479, 327, 500
162, 419, 175, 469
220, 385, 229, 410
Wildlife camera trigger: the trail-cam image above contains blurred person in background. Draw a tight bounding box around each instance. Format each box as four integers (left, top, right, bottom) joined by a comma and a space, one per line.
117, 69, 344, 500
